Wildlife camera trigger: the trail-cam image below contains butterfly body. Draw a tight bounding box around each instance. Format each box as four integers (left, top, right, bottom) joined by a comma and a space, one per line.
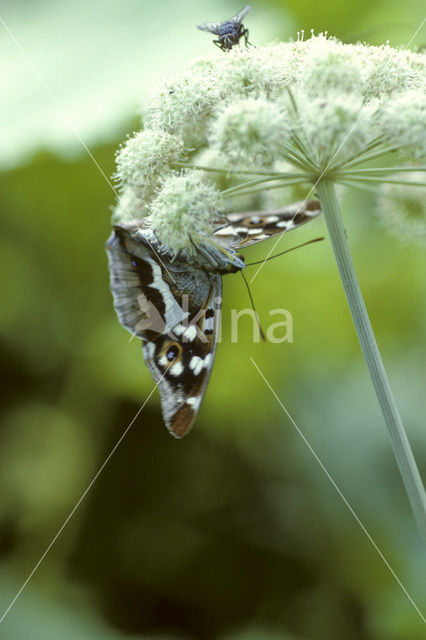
106, 200, 321, 438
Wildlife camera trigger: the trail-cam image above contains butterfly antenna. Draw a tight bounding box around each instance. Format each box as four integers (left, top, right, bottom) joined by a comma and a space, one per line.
240, 270, 266, 342
245, 237, 324, 266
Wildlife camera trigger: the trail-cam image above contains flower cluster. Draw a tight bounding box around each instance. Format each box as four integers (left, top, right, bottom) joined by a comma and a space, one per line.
114, 129, 184, 218
146, 172, 220, 252
209, 97, 289, 166
112, 34, 426, 250
377, 181, 426, 245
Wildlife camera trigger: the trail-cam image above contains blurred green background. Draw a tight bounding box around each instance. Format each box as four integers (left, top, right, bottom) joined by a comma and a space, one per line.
0, 1, 425, 639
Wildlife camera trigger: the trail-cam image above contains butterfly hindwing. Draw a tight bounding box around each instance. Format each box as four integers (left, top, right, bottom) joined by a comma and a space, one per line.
214, 199, 321, 249
142, 280, 221, 438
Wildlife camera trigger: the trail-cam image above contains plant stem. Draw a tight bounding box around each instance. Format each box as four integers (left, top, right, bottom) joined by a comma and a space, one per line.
316, 178, 426, 543
174, 163, 280, 176
339, 166, 426, 174
337, 177, 426, 187
221, 173, 310, 196
222, 178, 310, 199
334, 145, 399, 171
338, 181, 380, 194
331, 135, 386, 169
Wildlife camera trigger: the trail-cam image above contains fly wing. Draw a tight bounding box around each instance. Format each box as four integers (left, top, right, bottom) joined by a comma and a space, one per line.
197, 6, 251, 33
231, 5, 252, 24
197, 20, 223, 34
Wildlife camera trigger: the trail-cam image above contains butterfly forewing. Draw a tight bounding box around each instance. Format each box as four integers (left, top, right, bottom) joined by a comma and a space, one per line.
213, 199, 321, 249
106, 223, 185, 336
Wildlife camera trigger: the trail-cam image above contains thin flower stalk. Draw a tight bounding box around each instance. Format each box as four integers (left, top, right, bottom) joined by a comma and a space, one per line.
317, 179, 426, 542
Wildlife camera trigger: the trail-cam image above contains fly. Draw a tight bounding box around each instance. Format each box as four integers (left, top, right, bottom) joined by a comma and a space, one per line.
197, 5, 252, 51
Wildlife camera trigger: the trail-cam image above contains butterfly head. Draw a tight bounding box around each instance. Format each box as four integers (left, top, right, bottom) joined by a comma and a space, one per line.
188, 236, 246, 274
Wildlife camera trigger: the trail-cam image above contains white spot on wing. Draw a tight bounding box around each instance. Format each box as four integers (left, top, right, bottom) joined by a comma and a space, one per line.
186, 396, 201, 409
183, 325, 197, 342
159, 355, 169, 367
189, 355, 204, 375
144, 342, 155, 359
173, 324, 185, 335
150, 260, 171, 298
169, 361, 184, 376
205, 316, 215, 331
147, 259, 183, 329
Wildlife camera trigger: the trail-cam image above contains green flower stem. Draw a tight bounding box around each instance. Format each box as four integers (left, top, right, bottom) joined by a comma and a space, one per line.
223, 178, 310, 199
339, 166, 426, 174
285, 140, 317, 170
221, 173, 310, 196
334, 145, 399, 171
174, 164, 279, 176
338, 177, 426, 187
333, 136, 386, 168
283, 150, 316, 172
177, 164, 312, 178
316, 179, 426, 543
338, 181, 380, 194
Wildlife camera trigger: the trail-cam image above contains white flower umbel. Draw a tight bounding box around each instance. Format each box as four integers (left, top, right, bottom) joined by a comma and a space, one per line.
377, 181, 426, 244
112, 34, 426, 540
380, 90, 426, 159
111, 186, 145, 223
210, 97, 290, 166
114, 129, 184, 214
147, 172, 220, 253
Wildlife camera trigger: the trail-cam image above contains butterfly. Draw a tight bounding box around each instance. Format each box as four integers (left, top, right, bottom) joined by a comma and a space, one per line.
106, 200, 321, 438
197, 5, 252, 51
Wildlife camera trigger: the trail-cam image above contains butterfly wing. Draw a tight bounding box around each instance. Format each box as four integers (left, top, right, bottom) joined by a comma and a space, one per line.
142, 280, 221, 438
106, 223, 221, 438
214, 200, 321, 249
